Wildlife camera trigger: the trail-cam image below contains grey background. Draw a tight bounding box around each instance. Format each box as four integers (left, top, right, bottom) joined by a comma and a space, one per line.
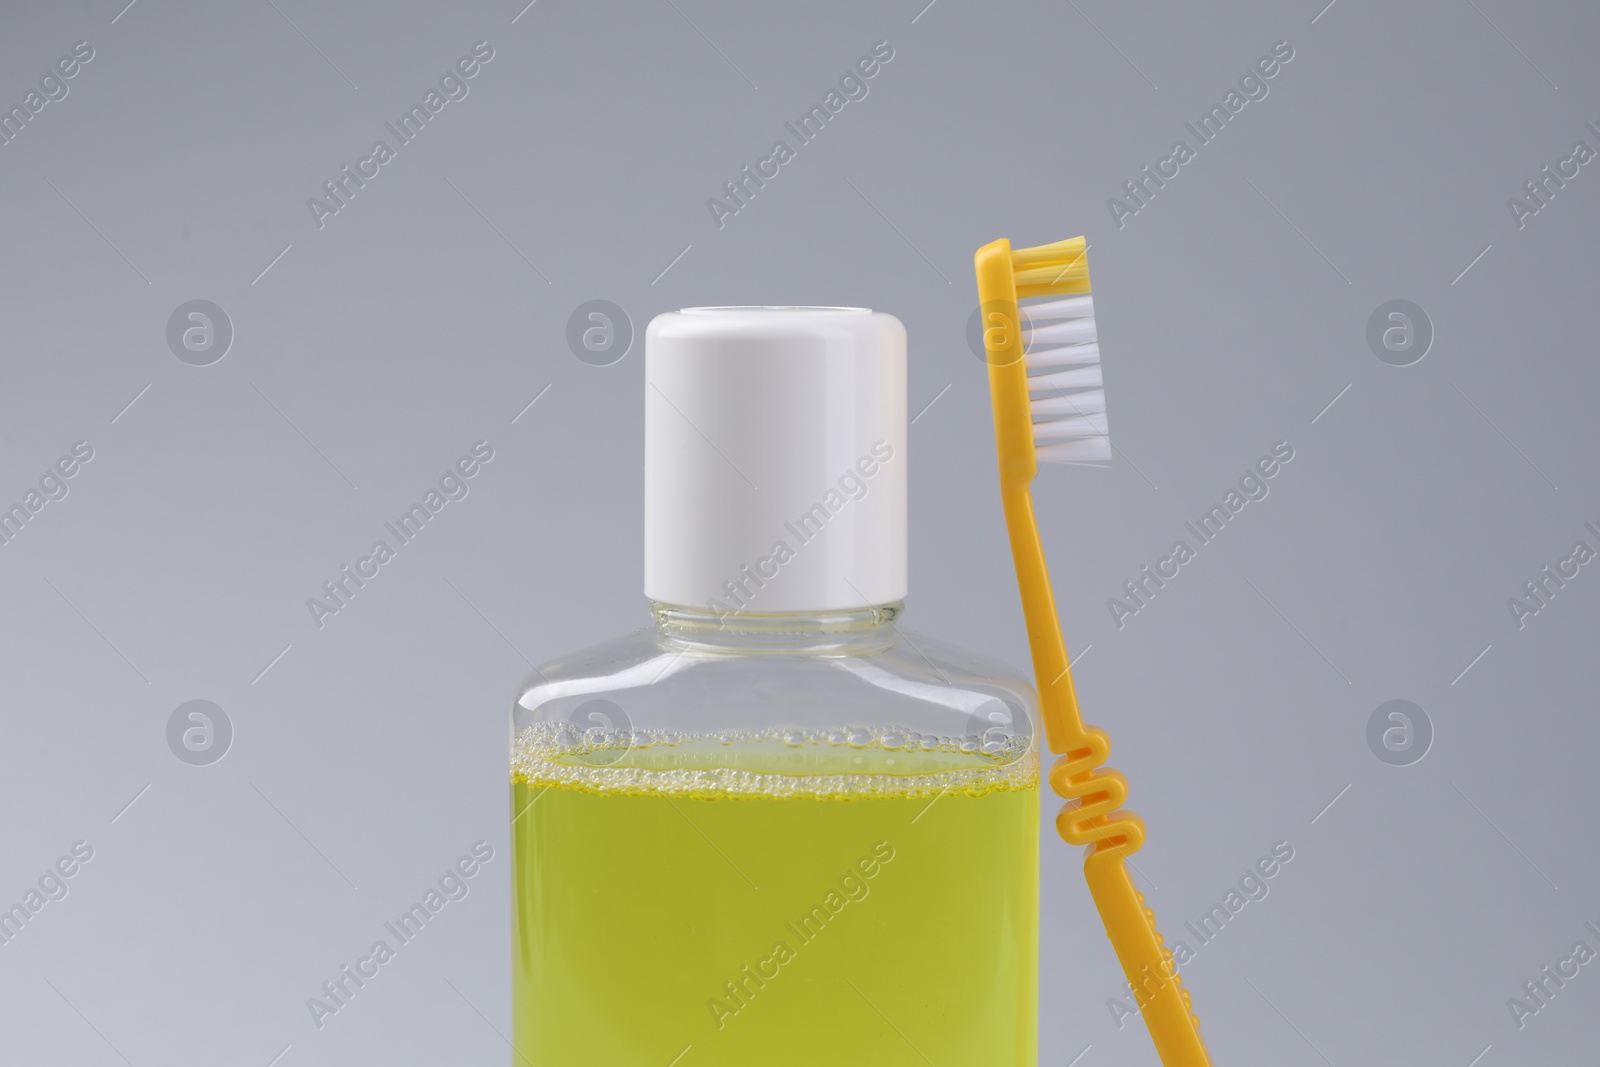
1, 0, 1596, 1064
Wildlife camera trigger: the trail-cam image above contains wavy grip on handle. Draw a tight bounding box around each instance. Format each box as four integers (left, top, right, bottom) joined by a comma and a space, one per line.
1053, 730, 1206, 1060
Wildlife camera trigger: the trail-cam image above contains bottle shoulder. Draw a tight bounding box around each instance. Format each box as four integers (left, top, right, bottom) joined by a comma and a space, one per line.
513, 625, 1039, 746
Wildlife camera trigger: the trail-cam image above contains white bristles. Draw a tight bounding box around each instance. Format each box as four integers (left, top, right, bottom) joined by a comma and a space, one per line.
1020, 294, 1109, 467
1031, 389, 1105, 416
1036, 437, 1112, 465
1028, 365, 1102, 392
1024, 318, 1097, 347
1026, 342, 1099, 369
1020, 295, 1094, 323
1033, 413, 1108, 440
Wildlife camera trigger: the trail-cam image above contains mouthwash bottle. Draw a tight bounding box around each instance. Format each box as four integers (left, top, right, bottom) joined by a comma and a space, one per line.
512, 307, 1040, 1066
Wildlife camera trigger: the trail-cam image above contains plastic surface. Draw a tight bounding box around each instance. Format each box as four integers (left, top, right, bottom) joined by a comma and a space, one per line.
513, 604, 1039, 757
643, 306, 907, 613
975, 236, 1212, 1067
510, 604, 1043, 1064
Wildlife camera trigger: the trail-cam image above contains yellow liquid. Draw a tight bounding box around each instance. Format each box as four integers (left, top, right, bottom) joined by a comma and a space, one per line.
512, 728, 1039, 1066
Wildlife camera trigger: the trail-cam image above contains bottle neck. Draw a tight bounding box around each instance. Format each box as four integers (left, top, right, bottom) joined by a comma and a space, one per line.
651, 601, 902, 654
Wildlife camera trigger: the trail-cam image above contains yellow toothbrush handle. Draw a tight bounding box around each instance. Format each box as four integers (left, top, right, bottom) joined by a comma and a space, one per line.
1006, 483, 1210, 1067
979, 235, 1211, 1066
998, 488, 1080, 753
1085, 853, 1209, 1066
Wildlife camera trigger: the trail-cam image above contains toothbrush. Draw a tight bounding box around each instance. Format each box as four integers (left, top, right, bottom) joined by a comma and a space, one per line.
974, 236, 1211, 1066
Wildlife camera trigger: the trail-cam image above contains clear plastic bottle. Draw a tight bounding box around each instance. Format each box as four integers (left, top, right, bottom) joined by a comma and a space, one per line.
510, 308, 1040, 1065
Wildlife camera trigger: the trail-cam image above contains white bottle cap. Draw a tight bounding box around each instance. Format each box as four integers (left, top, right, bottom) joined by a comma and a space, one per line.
644, 307, 907, 614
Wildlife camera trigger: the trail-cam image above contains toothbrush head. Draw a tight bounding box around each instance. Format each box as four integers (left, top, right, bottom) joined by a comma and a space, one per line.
974, 236, 1109, 480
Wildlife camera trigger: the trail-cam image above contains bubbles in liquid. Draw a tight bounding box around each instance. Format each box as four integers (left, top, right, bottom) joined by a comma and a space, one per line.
512, 720, 1036, 801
